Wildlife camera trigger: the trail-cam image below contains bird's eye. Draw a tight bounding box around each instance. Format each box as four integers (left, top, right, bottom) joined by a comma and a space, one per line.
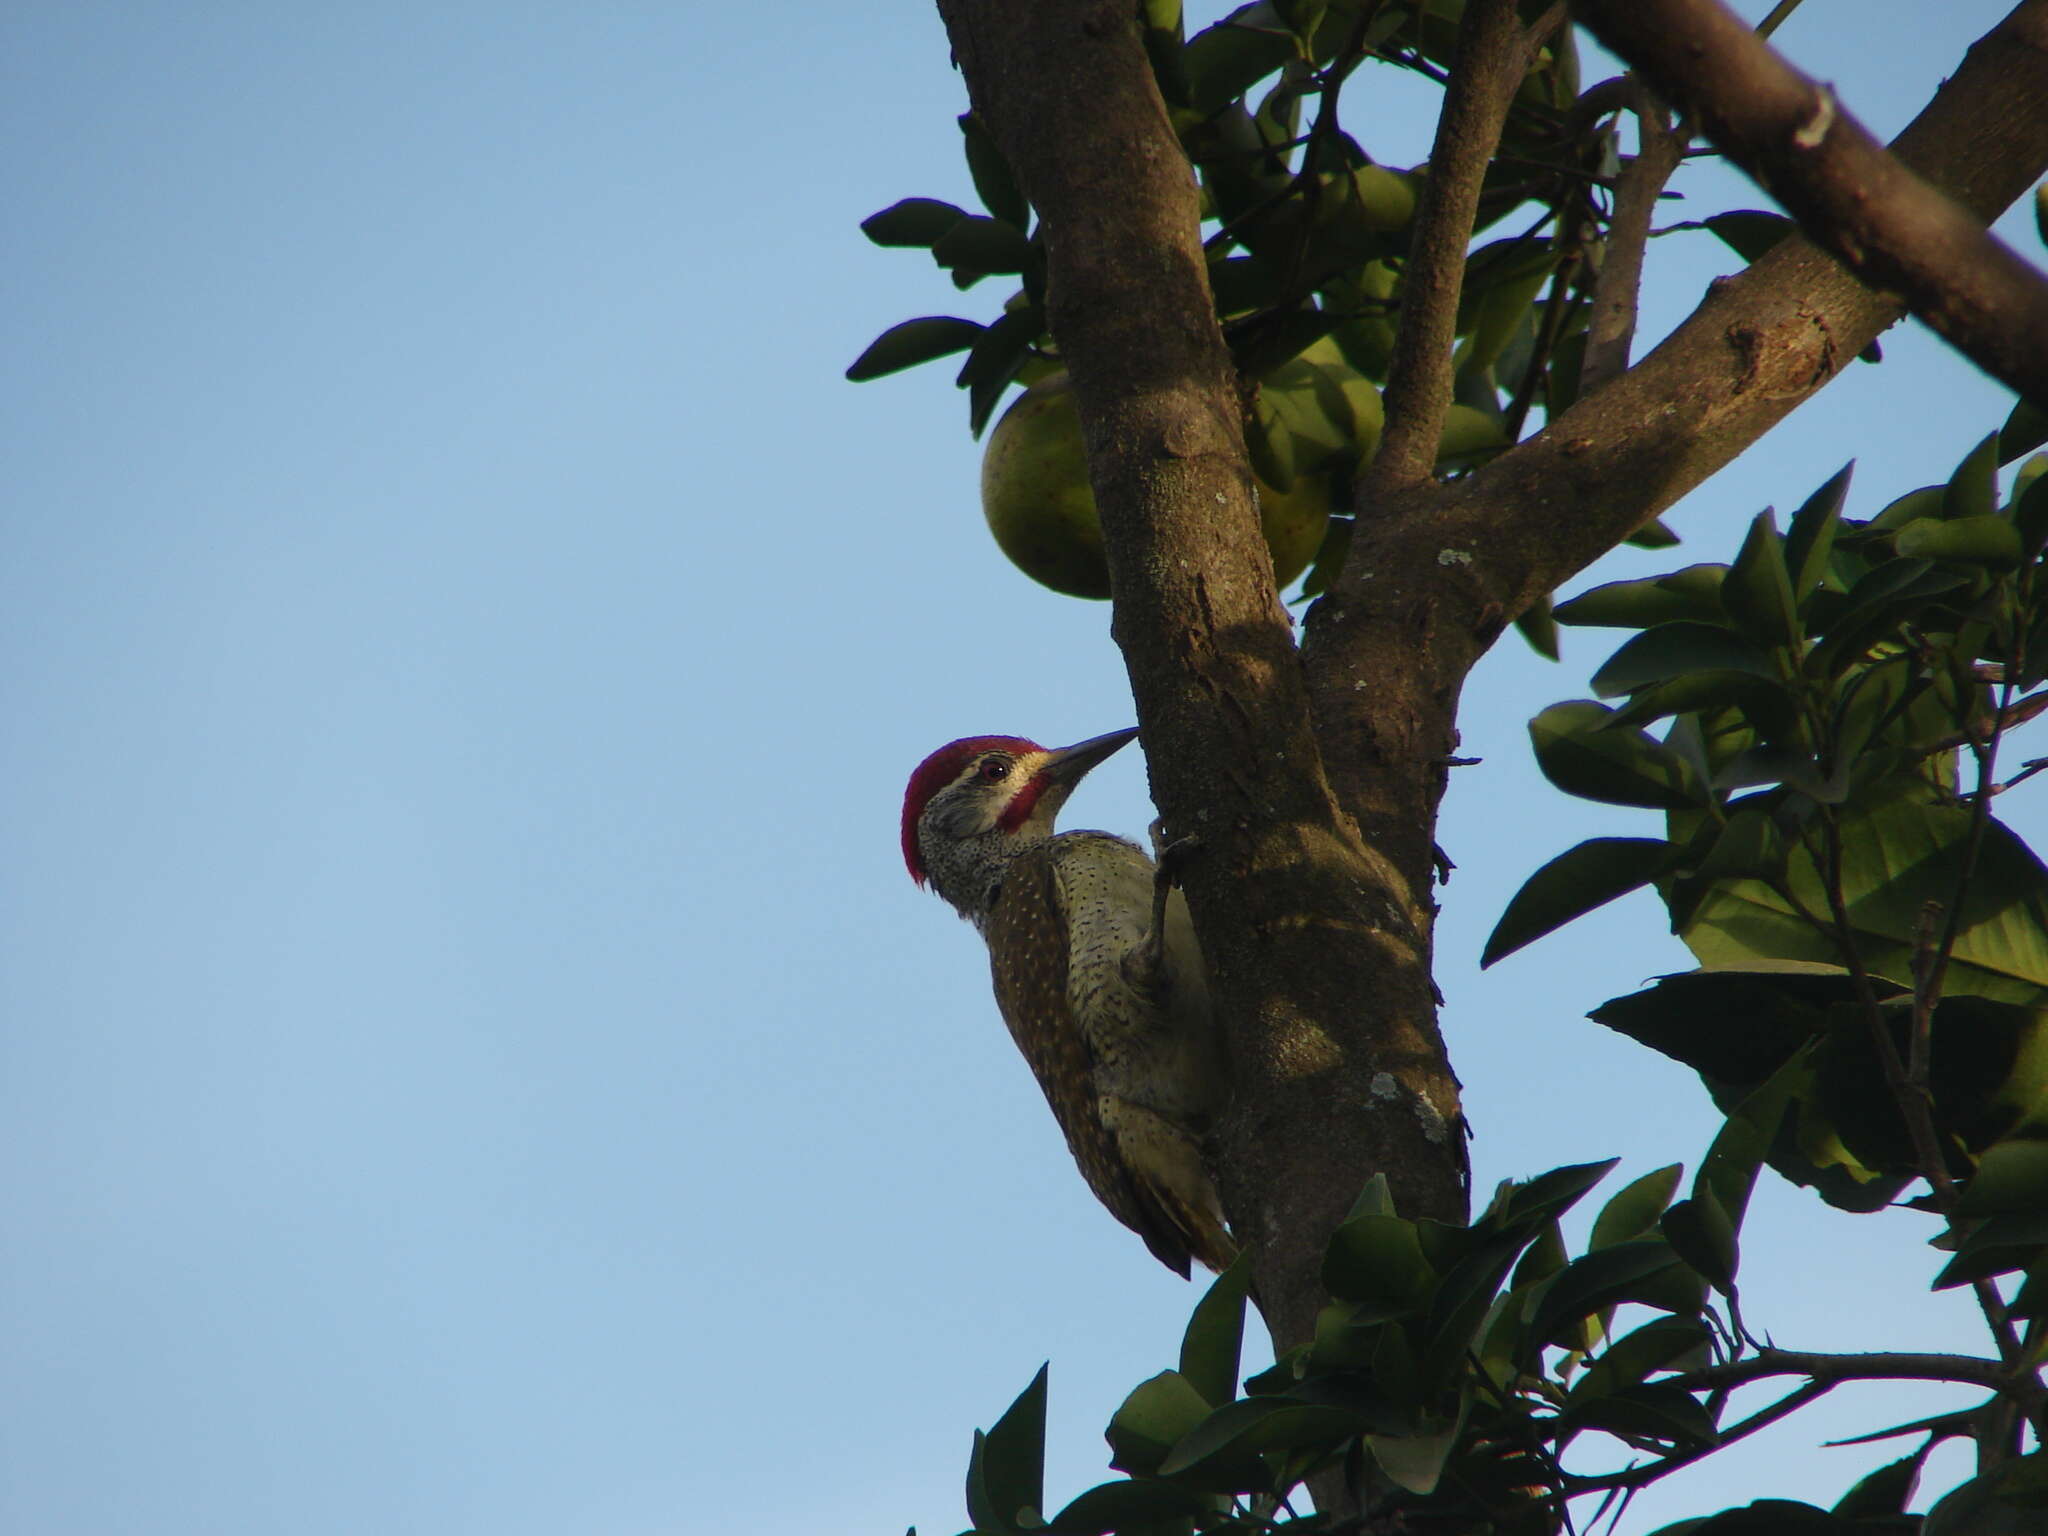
978, 758, 1011, 782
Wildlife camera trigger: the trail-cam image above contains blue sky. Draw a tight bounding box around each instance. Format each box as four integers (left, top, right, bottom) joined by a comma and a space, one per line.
3, 4, 2041, 1533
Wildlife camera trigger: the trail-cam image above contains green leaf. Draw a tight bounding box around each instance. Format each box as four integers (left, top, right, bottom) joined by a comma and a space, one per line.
1501, 1159, 1621, 1229
1998, 398, 2048, 464
1436, 403, 1509, 465
1590, 1164, 1684, 1249
1784, 463, 1854, 604
1555, 564, 1728, 628
959, 308, 1043, 437
1179, 1251, 1253, 1408
1483, 837, 1676, 967
932, 215, 1034, 276
1926, 1452, 2048, 1535
1893, 514, 2025, 567
1525, 1239, 1689, 1351
1816, 998, 2048, 1174
1723, 509, 1802, 648
1832, 1446, 1929, 1518
1627, 517, 1684, 550
1345, 1171, 1397, 1221
1592, 621, 1780, 697
1183, 10, 1296, 116
1530, 700, 1705, 809
966, 1364, 1047, 1534
1678, 804, 2048, 1006
1662, 1191, 1739, 1293
1700, 1043, 1808, 1226
1933, 1212, 2048, 1287
1048, 1477, 1209, 1536
1692, 806, 1789, 882
861, 197, 970, 248
1703, 209, 1797, 262
1246, 394, 1298, 490
845, 316, 984, 382
1562, 1381, 1719, 1448
1508, 1218, 1567, 1291
1241, 1346, 1307, 1398
1708, 742, 1828, 798
1420, 1236, 1536, 1384
1254, 344, 1368, 472
1587, 976, 1918, 1209
1322, 1212, 1435, 1316
1590, 969, 1846, 1089
1869, 484, 1945, 531
1664, 1501, 1850, 1534
1944, 430, 2001, 521
1568, 1315, 1712, 1403
1107, 1371, 1215, 1477
1207, 254, 1281, 317
1364, 1421, 1462, 1495
1960, 1138, 2048, 1216
1458, 247, 1556, 375
1154, 1396, 1366, 1482
1620, 676, 1803, 748
1515, 594, 1559, 660
1805, 558, 1971, 676
2016, 468, 2048, 561
958, 113, 1029, 229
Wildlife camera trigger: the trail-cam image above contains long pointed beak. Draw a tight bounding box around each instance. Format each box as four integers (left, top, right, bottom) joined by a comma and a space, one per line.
1039, 727, 1140, 788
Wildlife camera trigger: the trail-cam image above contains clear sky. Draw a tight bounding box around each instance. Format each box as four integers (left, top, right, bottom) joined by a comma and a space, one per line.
3, 4, 2041, 1533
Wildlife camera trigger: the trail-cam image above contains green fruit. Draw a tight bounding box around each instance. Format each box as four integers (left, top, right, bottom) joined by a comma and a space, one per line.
981, 373, 1334, 600
981, 375, 1114, 598
1256, 472, 1335, 585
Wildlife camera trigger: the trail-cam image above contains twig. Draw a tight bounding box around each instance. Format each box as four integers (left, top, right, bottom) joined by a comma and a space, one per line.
1500, 260, 1584, 442
1663, 1348, 2012, 1393
1996, 756, 2048, 793
1580, 82, 1688, 394
1754, 0, 1809, 40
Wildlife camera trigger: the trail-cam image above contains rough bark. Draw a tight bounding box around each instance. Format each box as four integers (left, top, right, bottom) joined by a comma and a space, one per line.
932, 0, 2048, 1391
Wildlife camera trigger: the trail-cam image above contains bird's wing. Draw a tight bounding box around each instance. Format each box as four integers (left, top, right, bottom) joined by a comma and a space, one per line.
985, 841, 1197, 1276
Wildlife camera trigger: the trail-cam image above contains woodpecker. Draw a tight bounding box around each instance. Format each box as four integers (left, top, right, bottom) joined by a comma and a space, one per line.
901, 727, 1234, 1276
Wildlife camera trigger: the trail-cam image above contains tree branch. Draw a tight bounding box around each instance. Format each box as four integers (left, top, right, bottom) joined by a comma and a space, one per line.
1573, 0, 2048, 408
1366, 0, 1543, 492
1579, 84, 1686, 395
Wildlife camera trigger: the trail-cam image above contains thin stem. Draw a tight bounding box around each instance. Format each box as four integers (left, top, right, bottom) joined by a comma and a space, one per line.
1500, 261, 1583, 443
1663, 1348, 2011, 1393
1563, 1381, 1832, 1494
1581, 83, 1688, 394
1754, 0, 1808, 40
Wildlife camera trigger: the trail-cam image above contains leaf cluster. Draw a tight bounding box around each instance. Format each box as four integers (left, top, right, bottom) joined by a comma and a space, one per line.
923, 1152, 2045, 1536
1488, 421, 2048, 1220
848, 1, 1724, 612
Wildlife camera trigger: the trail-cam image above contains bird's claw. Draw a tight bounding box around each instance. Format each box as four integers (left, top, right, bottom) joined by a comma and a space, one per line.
1148, 818, 1202, 887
